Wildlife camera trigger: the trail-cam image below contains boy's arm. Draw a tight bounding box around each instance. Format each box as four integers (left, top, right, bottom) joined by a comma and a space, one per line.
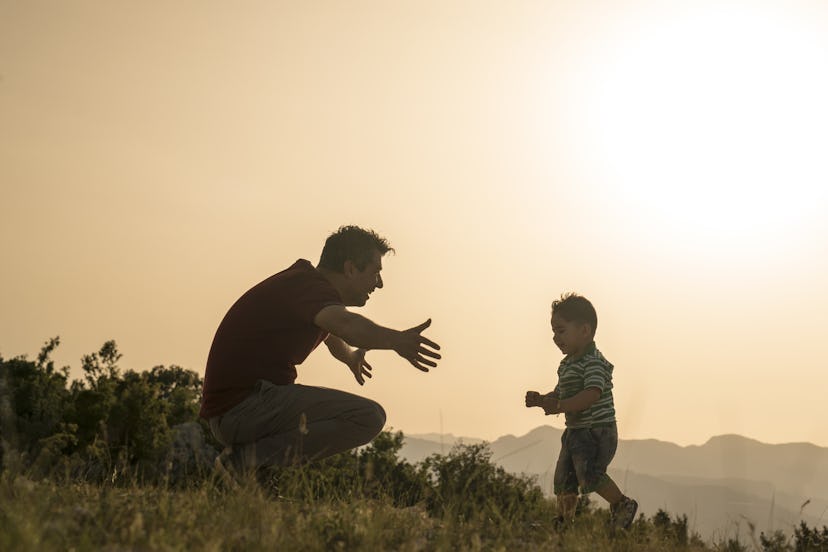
525, 389, 557, 408
526, 385, 560, 409
543, 387, 601, 414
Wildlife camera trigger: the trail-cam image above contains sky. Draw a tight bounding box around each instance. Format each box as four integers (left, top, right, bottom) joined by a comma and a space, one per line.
2, 0, 828, 447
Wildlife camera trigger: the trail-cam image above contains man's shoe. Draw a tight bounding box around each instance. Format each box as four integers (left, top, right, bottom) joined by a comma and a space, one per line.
612, 496, 638, 529
255, 467, 288, 500
214, 448, 241, 490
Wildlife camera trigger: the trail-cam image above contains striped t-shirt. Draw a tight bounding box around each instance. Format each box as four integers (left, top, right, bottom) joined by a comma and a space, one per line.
553, 342, 616, 428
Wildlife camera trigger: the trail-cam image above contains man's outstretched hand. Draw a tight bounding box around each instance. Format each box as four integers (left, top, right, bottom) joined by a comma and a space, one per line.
347, 348, 373, 385
394, 318, 441, 372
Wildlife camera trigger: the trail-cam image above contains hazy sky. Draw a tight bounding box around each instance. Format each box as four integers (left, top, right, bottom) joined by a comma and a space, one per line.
3, 1, 828, 447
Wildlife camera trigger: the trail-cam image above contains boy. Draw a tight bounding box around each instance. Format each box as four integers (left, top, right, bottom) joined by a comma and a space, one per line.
525, 293, 638, 529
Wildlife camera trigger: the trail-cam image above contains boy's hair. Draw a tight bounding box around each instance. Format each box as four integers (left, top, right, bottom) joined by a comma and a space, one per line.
318, 225, 394, 273
551, 293, 598, 334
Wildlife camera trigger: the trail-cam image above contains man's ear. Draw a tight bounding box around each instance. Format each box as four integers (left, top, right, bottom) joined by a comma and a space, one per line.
343, 259, 356, 278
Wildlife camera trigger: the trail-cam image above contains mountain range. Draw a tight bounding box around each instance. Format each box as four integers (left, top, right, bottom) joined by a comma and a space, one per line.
400, 426, 828, 540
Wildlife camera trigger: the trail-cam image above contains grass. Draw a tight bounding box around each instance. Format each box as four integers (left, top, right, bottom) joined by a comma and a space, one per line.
0, 472, 723, 552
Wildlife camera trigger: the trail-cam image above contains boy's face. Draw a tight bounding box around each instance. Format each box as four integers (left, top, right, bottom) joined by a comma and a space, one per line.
551, 313, 593, 356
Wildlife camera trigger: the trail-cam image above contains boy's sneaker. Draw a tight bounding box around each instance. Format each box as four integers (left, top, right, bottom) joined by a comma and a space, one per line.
551, 515, 573, 532
612, 497, 638, 529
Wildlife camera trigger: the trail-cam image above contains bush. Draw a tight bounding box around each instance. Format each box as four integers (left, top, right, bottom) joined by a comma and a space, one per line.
653, 508, 690, 546
1, 338, 204, 483
760, 529, 792, 552
793, 521, 828, 552
420, 442, 547, 523
0, 338, 72, 471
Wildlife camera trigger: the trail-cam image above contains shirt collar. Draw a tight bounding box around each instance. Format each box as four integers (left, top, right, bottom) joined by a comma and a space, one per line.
563, 340, 597, 363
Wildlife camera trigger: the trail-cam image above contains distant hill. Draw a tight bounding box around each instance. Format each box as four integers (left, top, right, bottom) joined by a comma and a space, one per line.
402, 426, 828, 539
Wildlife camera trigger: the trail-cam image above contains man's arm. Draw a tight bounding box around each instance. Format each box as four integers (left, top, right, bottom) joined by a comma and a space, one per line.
324, 334, 372, 385
324, 333, 356, 364
314, 305, 441, 372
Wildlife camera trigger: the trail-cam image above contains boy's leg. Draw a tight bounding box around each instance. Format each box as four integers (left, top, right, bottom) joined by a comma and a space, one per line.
569, 425, 616, 501
553, 429, 581, 523
573, 424, 638, 528
595, 477, 624, 504
596, 475, 640, 528
557, 494, 579, 521
212, 380, 386, 469
591, 425, 624, 506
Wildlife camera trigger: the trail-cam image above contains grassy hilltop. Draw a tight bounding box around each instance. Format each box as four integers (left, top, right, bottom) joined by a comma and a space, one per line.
3, 449, 826, 551
2, 339, 827, 550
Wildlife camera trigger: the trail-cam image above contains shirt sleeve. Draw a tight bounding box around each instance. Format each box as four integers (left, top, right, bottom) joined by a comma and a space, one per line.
582, 359, 609, 392
290, 274, 343, 325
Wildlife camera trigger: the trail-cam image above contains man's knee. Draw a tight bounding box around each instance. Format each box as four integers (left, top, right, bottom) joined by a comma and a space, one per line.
365, 400, 386, 434
344, 399, 386, 449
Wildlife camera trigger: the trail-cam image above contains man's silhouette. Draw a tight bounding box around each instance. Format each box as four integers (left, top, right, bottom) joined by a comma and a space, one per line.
200, 225, 440, 475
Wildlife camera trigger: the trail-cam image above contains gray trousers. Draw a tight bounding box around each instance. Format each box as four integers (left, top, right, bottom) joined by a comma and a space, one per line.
209, 380, 386, 469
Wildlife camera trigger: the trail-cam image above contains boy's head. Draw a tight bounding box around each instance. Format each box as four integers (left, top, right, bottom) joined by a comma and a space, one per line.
550, 293, 597, 356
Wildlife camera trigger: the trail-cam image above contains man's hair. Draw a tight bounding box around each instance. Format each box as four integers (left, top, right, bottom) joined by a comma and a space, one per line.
318, 225, 394, 272
551, 293, 598, 334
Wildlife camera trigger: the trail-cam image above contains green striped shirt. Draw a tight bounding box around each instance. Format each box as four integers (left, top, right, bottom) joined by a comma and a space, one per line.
553, 341, 616, 428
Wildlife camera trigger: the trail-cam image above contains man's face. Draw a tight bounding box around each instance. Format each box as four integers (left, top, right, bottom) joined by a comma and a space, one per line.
551, 313, 592, 356
344, 249, 384, 307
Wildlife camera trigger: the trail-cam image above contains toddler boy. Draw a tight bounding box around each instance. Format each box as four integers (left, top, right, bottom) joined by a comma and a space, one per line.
525, 293, 638, 529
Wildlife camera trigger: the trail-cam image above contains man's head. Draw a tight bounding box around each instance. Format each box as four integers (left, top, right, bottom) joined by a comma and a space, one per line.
317, 226, 394, 306
550, 293, 597, 356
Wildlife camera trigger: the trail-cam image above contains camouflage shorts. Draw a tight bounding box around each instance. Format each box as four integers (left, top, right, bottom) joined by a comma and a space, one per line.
553, 424, 618, 495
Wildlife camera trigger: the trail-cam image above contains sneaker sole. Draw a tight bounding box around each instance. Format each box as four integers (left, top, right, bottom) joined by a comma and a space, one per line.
214, 454, 241, 490
619, 500, 638, 529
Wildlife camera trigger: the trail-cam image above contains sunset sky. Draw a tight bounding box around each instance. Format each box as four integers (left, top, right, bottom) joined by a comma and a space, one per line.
3, 1, 828, 447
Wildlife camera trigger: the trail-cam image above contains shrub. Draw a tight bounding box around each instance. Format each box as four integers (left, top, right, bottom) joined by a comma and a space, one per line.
793, 521, 828, 552
420, 442, 546, 522
2, 338, 204, 483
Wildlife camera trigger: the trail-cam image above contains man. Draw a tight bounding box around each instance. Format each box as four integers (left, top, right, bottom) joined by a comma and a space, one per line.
199, 225, 440, 475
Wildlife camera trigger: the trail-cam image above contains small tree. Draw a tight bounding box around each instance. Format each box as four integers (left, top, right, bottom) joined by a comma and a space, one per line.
357, 429, 429, 506
760, 529, 792, 552
653, 508, 690, 547
146, 365, 202, 426
793, 521, 828, 552
107, 370, 172, 478
1, 337, 72, 470
421, 442, 546, 522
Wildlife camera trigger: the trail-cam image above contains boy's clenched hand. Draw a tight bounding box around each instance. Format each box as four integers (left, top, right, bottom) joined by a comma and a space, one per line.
525, 391, 543, 408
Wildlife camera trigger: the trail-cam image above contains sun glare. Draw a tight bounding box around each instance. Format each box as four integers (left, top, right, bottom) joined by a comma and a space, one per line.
572, 4, 828, 254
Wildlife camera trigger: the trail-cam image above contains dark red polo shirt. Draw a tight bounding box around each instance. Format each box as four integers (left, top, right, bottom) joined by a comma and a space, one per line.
199, 259, 343, 419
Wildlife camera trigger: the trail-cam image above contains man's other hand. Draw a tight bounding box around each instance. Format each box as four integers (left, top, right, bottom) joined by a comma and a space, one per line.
347, 348, 373, 385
